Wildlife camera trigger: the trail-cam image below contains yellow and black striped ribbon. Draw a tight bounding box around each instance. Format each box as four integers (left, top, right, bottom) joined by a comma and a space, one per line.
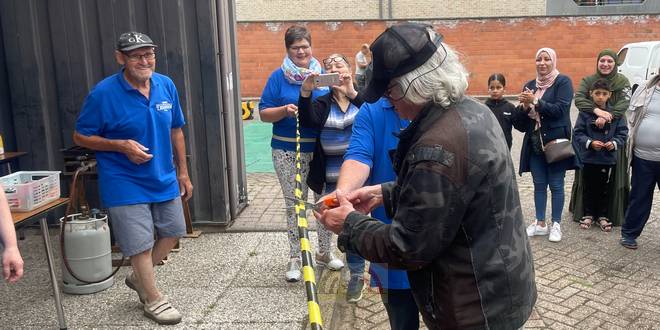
294, 112, 323, 330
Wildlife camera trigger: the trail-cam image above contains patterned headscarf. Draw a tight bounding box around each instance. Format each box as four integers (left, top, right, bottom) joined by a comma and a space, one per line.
535, 47, 560, 92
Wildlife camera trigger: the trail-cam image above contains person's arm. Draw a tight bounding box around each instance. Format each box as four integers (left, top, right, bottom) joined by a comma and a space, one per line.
536, 76, 574, 119
298, 74, 331, 129
338, 161, 466, 270
610, 117, 629, 151
339, 102, 376, 191
573, 113, 591, 149
73, 132, 153, 165
336, 160, 371, 192
356, 53, 368, 69
260, 105, 297, 123
74, 91, 152, 164
511, 103, 532, 133
259, 71, 297, 123
171, 128, 193, 201
0, 184, 23, 283
609, 81, 632, 119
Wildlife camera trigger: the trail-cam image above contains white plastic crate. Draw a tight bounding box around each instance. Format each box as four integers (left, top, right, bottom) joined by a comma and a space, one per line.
0, 171, 61, 212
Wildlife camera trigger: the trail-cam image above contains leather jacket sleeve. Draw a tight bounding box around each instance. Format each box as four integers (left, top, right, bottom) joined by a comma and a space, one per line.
339, 161, 467, 270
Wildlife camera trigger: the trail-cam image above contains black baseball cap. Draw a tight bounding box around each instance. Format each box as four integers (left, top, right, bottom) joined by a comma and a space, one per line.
116, 32, 158, 52
362, 23, 443, 103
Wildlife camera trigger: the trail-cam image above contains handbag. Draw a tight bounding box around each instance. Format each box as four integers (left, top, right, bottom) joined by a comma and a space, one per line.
540, 127, 575, 163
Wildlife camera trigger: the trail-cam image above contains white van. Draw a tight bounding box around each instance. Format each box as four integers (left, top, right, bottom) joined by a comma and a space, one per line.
617, 41, 660, 92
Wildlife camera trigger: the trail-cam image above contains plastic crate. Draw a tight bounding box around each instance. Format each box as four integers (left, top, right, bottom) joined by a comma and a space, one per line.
0, 171, 61, 212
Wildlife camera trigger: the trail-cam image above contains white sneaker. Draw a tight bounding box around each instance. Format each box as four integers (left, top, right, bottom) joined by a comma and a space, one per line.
285, 258, 302, 282
549, 222, 562, 242
315, 252, 345, 271
526, 222, 549, 237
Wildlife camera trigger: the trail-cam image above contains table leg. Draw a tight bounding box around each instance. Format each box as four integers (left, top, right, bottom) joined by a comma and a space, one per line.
39, 217, 67, 329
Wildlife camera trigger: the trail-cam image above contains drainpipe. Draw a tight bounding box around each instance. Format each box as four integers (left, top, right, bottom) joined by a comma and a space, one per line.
379, 0, 383, 19
388, 0, 392, 19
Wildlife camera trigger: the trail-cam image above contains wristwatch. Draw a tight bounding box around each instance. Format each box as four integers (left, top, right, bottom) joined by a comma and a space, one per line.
532, 98, 539, 106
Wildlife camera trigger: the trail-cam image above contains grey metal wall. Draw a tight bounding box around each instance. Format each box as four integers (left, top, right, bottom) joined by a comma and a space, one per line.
0, 0, 247, 225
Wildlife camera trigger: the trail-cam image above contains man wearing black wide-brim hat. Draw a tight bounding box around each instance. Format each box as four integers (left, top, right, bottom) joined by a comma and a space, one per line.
318, 23, 537, 329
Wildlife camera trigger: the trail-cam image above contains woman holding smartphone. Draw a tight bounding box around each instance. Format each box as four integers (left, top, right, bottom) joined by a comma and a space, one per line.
298, 54, 366, 302
514, 47, 578, 243
259, 26, 343, 282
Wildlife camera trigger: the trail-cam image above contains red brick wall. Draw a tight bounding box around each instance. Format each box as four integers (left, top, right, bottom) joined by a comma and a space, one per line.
237, 16, 660, 98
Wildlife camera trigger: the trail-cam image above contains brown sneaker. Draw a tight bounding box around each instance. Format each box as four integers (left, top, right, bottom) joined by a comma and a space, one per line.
125, 273, 146, 304
143, 295, 182, 325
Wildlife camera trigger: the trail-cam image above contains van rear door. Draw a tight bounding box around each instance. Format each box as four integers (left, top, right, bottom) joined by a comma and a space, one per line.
619, 46, 651, 90
648, 45, 660, 79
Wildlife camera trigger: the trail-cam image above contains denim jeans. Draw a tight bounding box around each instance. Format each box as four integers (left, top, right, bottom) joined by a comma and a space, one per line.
529, 153, 567, 223
346, 252, 365, 278
380, 288, 420, 330
621, 156, 660, 240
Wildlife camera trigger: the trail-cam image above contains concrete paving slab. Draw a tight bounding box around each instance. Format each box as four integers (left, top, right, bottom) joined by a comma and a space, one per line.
203, 287, 307, 324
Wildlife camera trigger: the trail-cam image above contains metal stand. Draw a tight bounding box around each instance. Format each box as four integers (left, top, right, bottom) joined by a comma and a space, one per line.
40, 217, 67, 329
182, 198, 202, 238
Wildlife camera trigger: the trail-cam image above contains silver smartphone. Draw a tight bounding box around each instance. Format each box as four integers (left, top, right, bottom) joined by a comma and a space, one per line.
314, 73, 341, 87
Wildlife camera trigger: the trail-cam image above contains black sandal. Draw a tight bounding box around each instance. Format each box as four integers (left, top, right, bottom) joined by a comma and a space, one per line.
598, 217, 612, 232
579, 216, 593, 230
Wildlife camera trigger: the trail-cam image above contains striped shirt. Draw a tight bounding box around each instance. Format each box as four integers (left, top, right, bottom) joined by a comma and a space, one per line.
320, 102, 360, 184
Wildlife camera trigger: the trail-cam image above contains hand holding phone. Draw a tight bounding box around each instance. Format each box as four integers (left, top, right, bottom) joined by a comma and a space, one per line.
314, 73, 341, 87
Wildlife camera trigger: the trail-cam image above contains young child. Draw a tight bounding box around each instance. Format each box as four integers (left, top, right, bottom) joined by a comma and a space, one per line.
573, 78, 628, 232
485, 73, 516, 149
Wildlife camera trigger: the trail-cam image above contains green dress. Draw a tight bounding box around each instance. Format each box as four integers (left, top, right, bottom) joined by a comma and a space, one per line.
568, 49, 631, 226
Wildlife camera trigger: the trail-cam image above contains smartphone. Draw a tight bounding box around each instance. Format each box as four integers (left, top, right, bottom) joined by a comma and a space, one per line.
314, 73, 341, 87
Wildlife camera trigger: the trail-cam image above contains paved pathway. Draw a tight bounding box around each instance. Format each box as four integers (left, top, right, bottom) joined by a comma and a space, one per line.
2, 107, 660, 329
231, 122, 660, 329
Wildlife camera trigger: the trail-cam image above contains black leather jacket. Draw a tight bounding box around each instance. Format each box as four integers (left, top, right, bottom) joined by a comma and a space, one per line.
339, 97, 537, 329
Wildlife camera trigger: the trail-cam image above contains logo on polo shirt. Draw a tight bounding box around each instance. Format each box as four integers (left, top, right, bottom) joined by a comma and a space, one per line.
156, 101, 173, 112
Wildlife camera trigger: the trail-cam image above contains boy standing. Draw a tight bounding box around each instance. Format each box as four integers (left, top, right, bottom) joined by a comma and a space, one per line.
574, 78, 628, 232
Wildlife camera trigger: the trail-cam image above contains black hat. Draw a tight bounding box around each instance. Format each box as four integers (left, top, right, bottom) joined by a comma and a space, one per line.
362, 23, 443, 103
116, 32, 158, 52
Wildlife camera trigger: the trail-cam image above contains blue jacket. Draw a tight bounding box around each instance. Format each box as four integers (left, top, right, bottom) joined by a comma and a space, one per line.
573, 111, 628, 165
513, 74, 580, 174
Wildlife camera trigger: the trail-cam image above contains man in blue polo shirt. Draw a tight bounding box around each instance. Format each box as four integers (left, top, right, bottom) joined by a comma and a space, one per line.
74, 32, 192, 325
334, 97, 420, 329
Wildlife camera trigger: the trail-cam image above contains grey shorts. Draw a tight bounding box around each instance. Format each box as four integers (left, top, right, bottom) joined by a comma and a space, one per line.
108, 197, 186, 257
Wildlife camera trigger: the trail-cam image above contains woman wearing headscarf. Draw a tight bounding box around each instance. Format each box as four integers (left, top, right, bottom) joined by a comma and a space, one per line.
259, 25, 343, 282
514, 47, 578, 243
569, 49, 631, 228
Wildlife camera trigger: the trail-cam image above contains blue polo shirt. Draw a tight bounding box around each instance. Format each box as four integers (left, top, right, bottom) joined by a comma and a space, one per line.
76, 70, 184, 208
259, 69, 324, 152
344, 97, 411, 289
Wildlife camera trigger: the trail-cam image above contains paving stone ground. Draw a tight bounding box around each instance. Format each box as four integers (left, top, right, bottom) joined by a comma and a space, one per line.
2, 105, 659, 329
232, 106, 660, 329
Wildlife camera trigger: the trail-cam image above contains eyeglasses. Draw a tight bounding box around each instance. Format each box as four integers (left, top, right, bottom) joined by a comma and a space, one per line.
384, 40, 447, 102
123, 52, 156, 62
289, 45, 310, 52
322, 56, 347, 67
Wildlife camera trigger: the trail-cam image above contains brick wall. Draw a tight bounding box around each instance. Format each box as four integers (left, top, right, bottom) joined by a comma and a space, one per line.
237, 15, 660, 98
236, 0, 546, 21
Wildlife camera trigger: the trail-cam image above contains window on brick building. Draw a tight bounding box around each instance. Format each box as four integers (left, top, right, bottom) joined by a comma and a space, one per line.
574, 0, 645, 5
